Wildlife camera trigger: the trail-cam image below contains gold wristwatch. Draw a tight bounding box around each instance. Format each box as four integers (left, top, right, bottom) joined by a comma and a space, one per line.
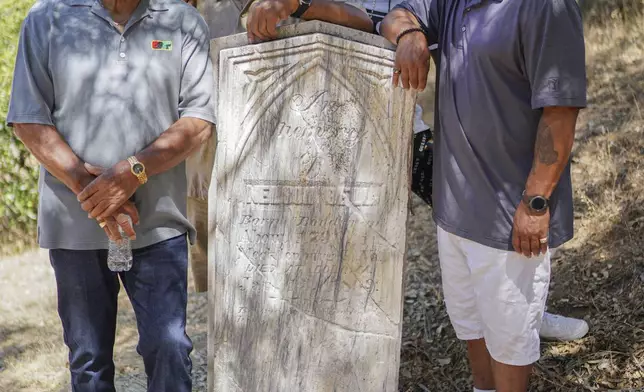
127, 156, 148, 185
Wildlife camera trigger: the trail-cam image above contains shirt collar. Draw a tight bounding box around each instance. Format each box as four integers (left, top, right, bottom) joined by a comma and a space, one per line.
63, 0, 169, 29
63, 0, 169, 13
63, 0, 94, 5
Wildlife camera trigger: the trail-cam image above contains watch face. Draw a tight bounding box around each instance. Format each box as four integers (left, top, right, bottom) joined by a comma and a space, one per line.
530, 196, 547, 211
132, 163, 144, 175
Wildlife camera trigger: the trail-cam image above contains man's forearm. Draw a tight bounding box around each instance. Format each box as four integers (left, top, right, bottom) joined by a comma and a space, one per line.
13, 123, 91, 194
302, 0, 373, 33
381, 8, 421, 45
74, 118, 210, 223
135, 117, 213, 177
525, 107, 579, 198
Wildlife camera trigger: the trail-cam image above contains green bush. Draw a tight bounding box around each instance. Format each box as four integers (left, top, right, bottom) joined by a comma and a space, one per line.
0, 0, 38, 255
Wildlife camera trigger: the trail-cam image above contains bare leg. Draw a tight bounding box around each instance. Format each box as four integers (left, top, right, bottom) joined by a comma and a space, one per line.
467, 339, 495, 390
491, 359, 532, 392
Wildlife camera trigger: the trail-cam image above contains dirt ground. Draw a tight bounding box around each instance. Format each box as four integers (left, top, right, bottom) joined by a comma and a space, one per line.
1, 18, 643, 392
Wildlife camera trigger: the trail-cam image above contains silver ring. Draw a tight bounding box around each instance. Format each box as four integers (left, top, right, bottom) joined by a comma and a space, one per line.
539, 237, 548, 244
393, 68, 401, 74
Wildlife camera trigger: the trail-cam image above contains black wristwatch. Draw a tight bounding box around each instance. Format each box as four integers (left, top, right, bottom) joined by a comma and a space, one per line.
291, 0, 312, 18
522, 191, 549, 214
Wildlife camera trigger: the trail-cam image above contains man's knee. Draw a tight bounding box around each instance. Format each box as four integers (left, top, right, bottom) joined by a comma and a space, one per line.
68, 345, 114, 370
140, 326, 193, 361
484, 327, 541, 367
138, 325, 193, 391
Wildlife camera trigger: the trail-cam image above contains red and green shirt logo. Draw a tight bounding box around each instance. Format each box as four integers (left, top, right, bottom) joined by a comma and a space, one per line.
151, 40, 173, 51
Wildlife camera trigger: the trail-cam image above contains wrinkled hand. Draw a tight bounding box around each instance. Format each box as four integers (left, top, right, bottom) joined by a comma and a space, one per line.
393, 32, 430, 90
100, 202, 140, 243
75, 165, 139, 242
78, 162, 139, 221
512, 202, 549, 258
246, 0, 298, 43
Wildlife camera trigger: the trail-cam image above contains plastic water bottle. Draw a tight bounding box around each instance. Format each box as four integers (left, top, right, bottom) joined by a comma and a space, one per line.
107, 217, 133, 272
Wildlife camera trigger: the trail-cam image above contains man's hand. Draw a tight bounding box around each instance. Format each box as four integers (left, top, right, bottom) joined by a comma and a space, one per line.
100, 202, 140, 242
76, 165, 139, 242
246, 0, 299, 42
381, 8, 432, 90
512, 202, 549, 258
78, 161, 139, 221
393, 32, 430, 90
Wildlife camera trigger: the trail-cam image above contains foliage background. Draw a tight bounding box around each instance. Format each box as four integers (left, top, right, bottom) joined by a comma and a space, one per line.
0, 1, 643, 255
0, 0, 38, 255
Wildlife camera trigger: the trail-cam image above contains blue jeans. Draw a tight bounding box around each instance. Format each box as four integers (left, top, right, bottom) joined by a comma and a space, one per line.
49, 234, 192, 392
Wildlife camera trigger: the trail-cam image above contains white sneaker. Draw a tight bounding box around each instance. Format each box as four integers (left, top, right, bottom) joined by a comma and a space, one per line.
539, 312, 589, 341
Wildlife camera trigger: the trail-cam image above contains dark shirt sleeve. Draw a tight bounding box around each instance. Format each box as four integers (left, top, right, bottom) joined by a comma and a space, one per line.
179, 13, 217, 124
394, 0, 439, 46
521, 0, 587, 110
7, 10, 54, 127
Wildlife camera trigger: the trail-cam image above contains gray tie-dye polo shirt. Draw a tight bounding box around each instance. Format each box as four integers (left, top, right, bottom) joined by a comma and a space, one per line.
396, 0, 587, 250
7, 0, 216, 250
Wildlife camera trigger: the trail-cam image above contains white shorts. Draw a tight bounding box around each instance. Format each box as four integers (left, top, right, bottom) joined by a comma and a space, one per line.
437, 226, 551, 366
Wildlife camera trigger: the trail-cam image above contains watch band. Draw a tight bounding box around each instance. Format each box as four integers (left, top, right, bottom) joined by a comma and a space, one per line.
127, 156, 148, 185
396, 27, 428, 46
291, 0, 312, 18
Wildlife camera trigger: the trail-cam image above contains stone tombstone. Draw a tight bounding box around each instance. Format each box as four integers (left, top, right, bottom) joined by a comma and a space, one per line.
209, 21, 417, 392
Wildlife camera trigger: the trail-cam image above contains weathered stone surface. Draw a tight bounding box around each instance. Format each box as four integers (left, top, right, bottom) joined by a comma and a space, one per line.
186, 9, 400, 293
208, 22, 416, 392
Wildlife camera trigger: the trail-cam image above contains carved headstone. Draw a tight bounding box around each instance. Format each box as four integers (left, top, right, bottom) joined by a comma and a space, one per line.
209, 21, 416, 392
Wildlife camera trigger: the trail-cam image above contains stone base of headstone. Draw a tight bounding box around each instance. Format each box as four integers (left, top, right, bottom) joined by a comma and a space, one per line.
208, 21, 416, 392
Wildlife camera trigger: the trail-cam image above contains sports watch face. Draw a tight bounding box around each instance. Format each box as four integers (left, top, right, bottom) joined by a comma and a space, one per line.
132, 163, 145, 175
529, 196, 548, 212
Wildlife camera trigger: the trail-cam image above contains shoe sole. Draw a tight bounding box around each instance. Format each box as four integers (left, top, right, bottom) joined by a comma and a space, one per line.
540, 324, 590, 342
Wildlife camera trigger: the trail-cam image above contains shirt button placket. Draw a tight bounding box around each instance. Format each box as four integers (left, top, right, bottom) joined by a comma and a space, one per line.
458, 5, 469, 51
119, 36, 127, 60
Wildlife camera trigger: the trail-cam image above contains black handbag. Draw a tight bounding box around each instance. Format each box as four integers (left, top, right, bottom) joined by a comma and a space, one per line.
411, 128, 434, 207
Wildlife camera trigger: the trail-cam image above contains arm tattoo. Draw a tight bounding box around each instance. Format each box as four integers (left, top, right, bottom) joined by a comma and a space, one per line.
535, 121, 559, 166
